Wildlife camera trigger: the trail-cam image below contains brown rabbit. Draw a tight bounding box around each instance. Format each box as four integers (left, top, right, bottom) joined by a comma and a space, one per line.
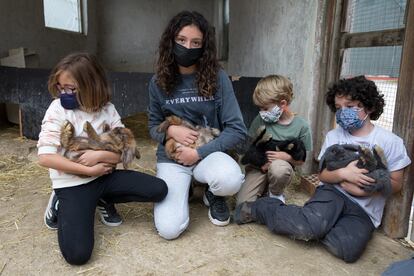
157, 115, 220, 161
60, 120, 140, 169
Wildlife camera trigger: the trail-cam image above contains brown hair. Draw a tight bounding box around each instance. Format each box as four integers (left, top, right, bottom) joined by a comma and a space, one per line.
253, 75, 293, 107
155, 11, 220, 97
48, 52, 111, 112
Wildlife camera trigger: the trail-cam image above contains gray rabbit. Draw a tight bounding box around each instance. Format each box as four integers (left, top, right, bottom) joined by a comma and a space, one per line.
319, 144, 392, 197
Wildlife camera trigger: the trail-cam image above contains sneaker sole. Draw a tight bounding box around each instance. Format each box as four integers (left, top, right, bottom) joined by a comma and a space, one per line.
98, 212, 123, 227
203, 193, 210, 207
203, 194, 230, 226
208, 209, 230, 226
44, 191, 58, 230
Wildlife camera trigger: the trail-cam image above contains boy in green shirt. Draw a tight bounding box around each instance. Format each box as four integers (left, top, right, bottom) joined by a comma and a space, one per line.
236, 75, 312, 204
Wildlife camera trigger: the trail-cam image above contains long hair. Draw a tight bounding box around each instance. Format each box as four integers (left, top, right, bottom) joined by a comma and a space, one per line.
48, 52, 111, 112
156, 11, 220, 97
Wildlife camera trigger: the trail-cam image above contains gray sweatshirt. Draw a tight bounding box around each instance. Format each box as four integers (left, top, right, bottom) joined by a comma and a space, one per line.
148, 69, 247, 163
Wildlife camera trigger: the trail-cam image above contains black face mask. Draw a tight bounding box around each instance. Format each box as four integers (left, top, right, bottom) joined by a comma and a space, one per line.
173, 43, 203, 67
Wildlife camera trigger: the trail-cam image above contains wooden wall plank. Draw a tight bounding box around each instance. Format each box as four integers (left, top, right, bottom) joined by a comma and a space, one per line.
340, 28, 404, 48
383, 0, 414, 238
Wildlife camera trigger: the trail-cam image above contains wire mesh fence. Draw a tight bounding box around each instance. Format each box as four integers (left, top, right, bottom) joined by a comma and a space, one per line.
341, 46, 402, 78
368, 77, 398, 131
341, 0, 407, 131
347, 0, 407, 33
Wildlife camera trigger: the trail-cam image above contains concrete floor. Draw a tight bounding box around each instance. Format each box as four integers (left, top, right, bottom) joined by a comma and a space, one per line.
0, 121, 412, 275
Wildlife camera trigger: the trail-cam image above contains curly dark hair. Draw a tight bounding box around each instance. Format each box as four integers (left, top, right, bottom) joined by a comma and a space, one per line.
326, 75, 385, 120
155, 11, 220, 97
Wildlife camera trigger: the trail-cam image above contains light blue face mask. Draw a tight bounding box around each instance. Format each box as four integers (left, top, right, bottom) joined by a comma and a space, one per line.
259, 105, 283, 123
335, 107, 368, 132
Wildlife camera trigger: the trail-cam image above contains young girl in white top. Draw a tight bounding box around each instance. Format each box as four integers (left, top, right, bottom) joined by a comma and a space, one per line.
38, 53, 167, 265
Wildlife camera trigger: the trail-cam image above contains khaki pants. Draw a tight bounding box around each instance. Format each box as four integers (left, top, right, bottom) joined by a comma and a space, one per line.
236, 159, 293, 205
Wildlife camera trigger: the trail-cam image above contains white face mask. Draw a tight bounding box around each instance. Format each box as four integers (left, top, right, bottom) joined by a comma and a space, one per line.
259, 105, 283, 123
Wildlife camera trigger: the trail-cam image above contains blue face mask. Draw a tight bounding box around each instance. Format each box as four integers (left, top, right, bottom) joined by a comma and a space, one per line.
60, 93, 79, 110
335, 107, 368, 132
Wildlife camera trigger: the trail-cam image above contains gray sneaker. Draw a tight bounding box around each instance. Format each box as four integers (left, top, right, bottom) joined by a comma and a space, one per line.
233, 201, 255, 225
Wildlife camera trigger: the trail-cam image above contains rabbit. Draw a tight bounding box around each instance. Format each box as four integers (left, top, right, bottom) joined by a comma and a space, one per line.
157, 115, 221, 161
60, 120, 140, 169
241, 125, 307, 168
319, 143, 392, 197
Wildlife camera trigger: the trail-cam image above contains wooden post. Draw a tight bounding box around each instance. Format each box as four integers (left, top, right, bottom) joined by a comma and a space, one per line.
313, 0, 344, 170
383, 0, 414, 238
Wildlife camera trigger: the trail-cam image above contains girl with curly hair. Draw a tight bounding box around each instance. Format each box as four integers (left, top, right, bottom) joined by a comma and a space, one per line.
148, 11, 247, 239
234, 76, 411, 263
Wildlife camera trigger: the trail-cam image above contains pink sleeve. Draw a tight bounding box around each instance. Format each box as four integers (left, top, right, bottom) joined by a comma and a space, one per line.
37, 100, 65, 154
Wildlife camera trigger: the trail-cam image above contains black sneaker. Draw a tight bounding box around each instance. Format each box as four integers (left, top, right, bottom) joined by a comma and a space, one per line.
203, 189, 230, 226
44, 191, 58, 230
97, 199, 122, 227
188, 181, 195, 202
233, 202, 255, 225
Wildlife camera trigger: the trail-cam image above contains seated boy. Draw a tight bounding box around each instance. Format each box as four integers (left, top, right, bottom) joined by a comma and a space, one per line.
236, 74, 312, 204
234, 76, 411, 263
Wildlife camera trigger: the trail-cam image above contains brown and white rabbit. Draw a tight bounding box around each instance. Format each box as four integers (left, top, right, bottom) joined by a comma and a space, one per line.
157, 115, 220, 161
60, 120, 140, 169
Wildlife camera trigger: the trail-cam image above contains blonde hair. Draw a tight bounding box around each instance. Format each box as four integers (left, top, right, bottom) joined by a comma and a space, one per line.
48, 53, 111, 112
253, 75, 293, 107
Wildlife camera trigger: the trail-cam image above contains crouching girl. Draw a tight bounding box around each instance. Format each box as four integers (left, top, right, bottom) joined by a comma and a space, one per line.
38, 53, 167, 265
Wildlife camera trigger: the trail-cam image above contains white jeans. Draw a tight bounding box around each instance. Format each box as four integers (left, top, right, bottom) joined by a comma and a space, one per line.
154, 152, 244, 240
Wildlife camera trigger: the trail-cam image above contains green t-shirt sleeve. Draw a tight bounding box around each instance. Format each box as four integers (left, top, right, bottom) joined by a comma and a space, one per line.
299, 123, 313, 151
248, 115, 262, 137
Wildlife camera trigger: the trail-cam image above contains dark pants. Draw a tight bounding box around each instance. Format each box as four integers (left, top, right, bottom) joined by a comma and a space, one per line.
382, 256, 414, 275
54, 170, 167, 265
251, 184, 375, 263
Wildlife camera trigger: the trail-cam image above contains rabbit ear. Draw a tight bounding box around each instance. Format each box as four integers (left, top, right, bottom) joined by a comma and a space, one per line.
373, 145, 388, 168
343, 144, 360, 152
116, 128, 136, 169
157, 120, 171, 132
60, 120, 75, 148
253, 126, 267, 145
318, 154, 327, 172
211, 128, 221, 137
121, 147, 136, 169
102, 124, 111, 132
255, 125, 266, 138
135, 147, 141, 159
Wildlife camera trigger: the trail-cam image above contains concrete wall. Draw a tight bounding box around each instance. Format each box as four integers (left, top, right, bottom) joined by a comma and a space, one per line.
0, 0, 324, 172
97, 0, 216, 72
0, 0, 98, 69
227, 0, 324, 172
228, 0, 321, 114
